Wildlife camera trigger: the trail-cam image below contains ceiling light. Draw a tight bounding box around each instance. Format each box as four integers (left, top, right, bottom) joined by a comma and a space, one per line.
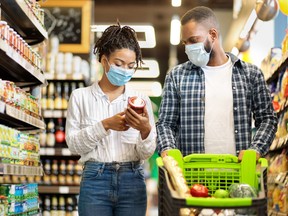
239, 10, 257, 39
91, 24, 156, 48
170, 15, 181, 45
133, 59, 160, 78
172, 0, 181, 7
233, 0, 242, 19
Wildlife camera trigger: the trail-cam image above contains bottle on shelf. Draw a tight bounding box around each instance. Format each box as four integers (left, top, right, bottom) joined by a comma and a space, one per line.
59, 160, 67, 185
62, 82, 69, 110
72, 196, 78, 216
51, 160, 59, 185
47, 82, 55, 110
46, 118, 56, 147
41, 86, 47, 110
66, 160, 74, 185
43, 159, 51, 185
50, 195, 58, 216
69, 82, 77, 96
74, 162, 83, 185
39, 128, 47, 147
43, 196, 51, 216
78, 82, 84, 89
55, 118, 65, 147
54, 82, 63, 109
58, 196, 66, 216
65, 197, 74, 216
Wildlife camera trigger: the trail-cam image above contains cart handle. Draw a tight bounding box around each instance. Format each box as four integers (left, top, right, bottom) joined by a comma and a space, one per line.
183, 154, 238, 163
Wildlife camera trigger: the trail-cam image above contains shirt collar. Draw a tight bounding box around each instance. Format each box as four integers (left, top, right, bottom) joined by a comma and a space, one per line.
91, 81, 131, 102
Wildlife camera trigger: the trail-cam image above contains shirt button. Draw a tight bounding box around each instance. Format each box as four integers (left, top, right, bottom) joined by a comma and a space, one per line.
234, 107, 238, 111
235, 130, 238, 134
232, 86, 236, 90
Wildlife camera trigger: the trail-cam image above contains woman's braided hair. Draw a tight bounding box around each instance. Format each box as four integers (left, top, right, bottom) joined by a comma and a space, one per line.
93, 22, 143, 69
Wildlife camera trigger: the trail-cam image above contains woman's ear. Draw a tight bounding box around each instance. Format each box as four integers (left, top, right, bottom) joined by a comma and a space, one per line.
100, 55, 108, 72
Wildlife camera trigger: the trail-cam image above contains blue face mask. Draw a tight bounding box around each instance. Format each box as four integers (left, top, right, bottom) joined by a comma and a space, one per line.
185, 36, 213, 67
105, 61, 134, 86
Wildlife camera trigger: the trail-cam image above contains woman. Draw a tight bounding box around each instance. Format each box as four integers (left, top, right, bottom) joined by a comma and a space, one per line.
65, 23, 156, 216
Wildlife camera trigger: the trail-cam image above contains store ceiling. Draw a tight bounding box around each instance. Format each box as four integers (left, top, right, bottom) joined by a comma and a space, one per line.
93, 0, 234, 84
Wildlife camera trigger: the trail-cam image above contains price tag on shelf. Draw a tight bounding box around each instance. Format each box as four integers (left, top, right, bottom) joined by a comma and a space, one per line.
44, 110, 53, 118
59, 186, 69, 194
56, 74, 67, 80
0, 101, 5, 113
6, 46, 14, 59
0, 39, 7, 50
72, 73, 83, 80
53, 110, 62, 118
62, 148, 71, 156
39, 148, 45, 155
45, 148, 55, 155
44, 73, 54, 80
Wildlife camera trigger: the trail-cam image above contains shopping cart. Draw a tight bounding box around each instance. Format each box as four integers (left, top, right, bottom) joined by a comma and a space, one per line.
157, 149, 268, 216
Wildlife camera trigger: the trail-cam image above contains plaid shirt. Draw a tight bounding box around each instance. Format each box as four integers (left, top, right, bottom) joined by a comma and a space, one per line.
156, 53, 277, 157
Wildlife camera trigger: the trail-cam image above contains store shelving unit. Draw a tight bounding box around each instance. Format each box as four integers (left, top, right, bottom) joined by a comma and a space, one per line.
0, 101, 45, 130
0, 39, 46, 87
266, 52, 288, 85
1, 0, 48, 45
38, 75, 85, 196
0, 163, 42, 176
266, 43, 288, 214
0, 1, 48, 214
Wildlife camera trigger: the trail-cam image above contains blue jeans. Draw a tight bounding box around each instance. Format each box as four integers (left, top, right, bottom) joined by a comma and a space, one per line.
78, 161, 147, 216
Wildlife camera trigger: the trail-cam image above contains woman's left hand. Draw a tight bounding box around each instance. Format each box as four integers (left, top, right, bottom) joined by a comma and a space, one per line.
125, 106, 151, 139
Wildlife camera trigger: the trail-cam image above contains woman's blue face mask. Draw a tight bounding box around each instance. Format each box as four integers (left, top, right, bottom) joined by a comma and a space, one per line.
105, 59, 134, 86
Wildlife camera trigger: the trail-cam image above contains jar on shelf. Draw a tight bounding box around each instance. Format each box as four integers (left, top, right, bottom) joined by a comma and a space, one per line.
0, 21, 8, 42
8, 27, 14, 47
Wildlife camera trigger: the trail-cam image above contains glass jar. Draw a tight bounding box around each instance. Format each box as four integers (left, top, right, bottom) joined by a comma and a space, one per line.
0, 21, 8, 41
8, 27, 14, 47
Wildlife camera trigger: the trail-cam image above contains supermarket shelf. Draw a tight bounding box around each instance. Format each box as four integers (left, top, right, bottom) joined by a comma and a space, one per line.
0, 40, 46, 87
268, 172, 288, 186
0, 101, 45, 130
38, 185, 80, 194
44, 73, 91, 86
266, 52, 288, 84
269, 136, 288, 153
45, 73, 86, 81
42, 109, 67, 118
0, 163, 42, 176
40, 148, 77, 156
1, 0, 48, 44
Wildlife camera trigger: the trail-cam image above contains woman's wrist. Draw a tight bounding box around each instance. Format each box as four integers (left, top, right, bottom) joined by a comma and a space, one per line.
102, 119, 110, 131
140, 125, 151, 140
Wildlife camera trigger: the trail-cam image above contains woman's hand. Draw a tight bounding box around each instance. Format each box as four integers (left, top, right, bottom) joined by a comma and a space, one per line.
102, 111, 130, 131
125, 106, 151, 139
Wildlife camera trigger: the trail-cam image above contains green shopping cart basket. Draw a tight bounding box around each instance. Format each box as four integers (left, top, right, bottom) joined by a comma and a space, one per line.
157, 149, 268, 216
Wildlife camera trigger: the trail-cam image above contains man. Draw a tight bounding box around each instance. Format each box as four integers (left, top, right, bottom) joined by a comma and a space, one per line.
156, 6, 277, 160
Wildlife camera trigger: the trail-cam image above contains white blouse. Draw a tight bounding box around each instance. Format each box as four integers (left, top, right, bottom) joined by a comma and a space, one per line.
65, 82, 157, 164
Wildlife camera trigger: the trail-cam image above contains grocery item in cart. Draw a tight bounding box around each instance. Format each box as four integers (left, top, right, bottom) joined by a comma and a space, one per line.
157, 149, 268, 216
